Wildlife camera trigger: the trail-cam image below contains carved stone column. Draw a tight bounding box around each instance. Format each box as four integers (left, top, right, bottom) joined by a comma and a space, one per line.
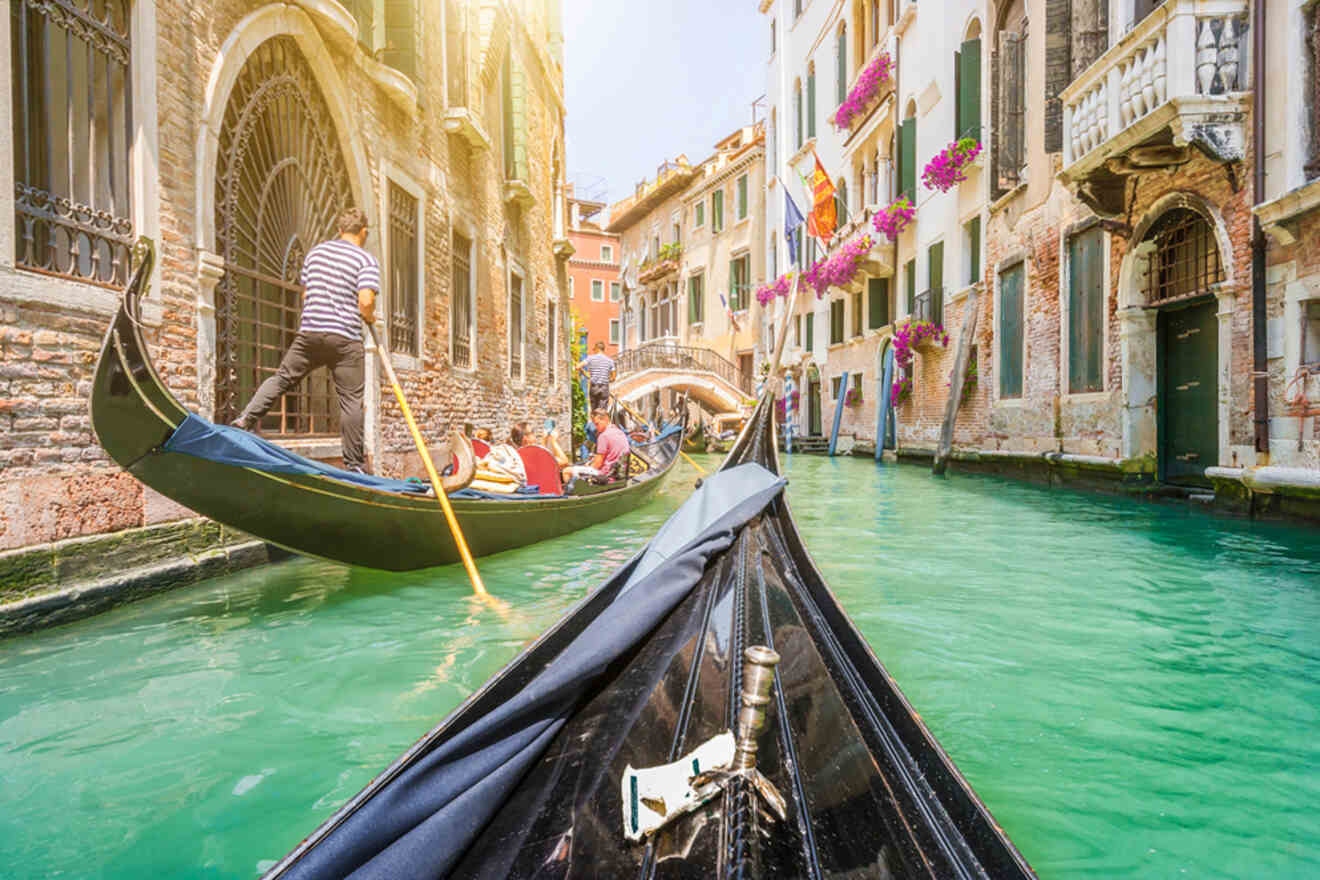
1118, 305, 1158, 460
195, 249, 226, 421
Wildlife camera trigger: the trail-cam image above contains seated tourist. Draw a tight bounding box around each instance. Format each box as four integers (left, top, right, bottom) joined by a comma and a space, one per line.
470, 425, 528, 493
562, 408, 630, 484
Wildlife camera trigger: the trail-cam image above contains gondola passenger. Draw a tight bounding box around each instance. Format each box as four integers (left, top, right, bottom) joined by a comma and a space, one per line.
562, 408, 630, 484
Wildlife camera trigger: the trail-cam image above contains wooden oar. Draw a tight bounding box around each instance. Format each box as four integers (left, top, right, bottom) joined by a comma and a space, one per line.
365, 323, 488, 597
612, 394, 707, 476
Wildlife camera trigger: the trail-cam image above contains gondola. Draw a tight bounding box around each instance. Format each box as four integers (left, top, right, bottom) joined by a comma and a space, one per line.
89, 243, 681, 571
260, 368, 1037, 877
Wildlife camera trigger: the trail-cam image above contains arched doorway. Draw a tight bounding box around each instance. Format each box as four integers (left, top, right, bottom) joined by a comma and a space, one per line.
1142, 208, 1225, 484
213, 36, 353, 435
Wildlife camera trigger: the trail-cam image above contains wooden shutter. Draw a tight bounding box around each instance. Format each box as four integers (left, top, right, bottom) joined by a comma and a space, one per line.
688, 275, 700, 323
830, 299, 844, 344
806, 312, 814, 351
852, 292, 863, 336
968, 216, 981, 284
958, 39, 981, 139
868, 277, 889, 329
807, 69, 817, 139
837, 27, 848, 105
1068, 228, 1104, 392
795, 84, 803, 150
999, 264, 1024, 398
384, 0, 417, 77
999, 32, 1024, 188
445, 0, 466, 107
899, 118, 916, 200
928, 241, 944, 326
904, 259, 915, 315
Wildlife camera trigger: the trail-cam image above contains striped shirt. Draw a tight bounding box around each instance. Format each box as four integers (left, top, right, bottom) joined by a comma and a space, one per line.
583, 352, 615, 384
298, 238, 381, 340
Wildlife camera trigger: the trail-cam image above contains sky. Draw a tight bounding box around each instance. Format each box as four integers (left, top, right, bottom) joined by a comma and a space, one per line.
562, 0, 768, 212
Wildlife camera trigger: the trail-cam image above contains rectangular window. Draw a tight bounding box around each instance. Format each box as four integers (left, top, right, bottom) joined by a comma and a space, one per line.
852, 372, 863, 397
795, 83, 804, 151
509, 271, 524, 380
852, 291, 863, 337
695, 200, 706, 227
501, 51, 527, 180
904, 259, 916, 315
387, 182, 420, 357
830, 299, 845, 344
807, 67, 817, 140
868, 277, 890, 329
591, 279, 605, 301
610, 281, 621, 302
831, 375, 842, 400
927, 241, 944, 326
965, 216, 981, 285
601, 244, 613, 262
737, 175, 749, 220
712, 190, 725, 233
12, 0, 134, 286
795, 314, 802, 347
837, 26, 848, 105
1068, 227, 1105, 393
547, 302, 557, 385
1302, 301, 1320, 367
805, 312, 815, 352
610, 318, 620, 344
451, 231, 473, 368
688, 273, 705, 324
729, 254, 750, 311
672, 220, 681, 243
955, 38, 982, 140
999, 262, 1024, 398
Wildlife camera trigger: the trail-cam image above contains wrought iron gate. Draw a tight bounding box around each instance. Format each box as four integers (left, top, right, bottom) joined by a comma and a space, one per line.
213, 36, 353, 435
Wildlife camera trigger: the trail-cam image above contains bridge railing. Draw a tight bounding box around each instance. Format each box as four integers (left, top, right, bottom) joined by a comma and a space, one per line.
616, 342, 753, 395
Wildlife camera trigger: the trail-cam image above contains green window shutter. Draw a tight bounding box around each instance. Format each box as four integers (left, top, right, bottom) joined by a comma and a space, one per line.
688, 276, 700, 323
795, 85, 803, 150
955, 49, 962, 140
512, 60, 528, 179
959, 39, 981, 140
738, 176, 748, 218
806, 312, 814, 352
830, 299, 843, 344
807, 70, 816, 139
928, 241, 944, 326
904, 259, 915, 314
968, 216, 981, 284
899, 118, 916, 201
383, 0, 417, 77
868, 277, 889, 329
852, 291, 862, 336
728, 259, 738, 312
837, 27, 848, 105
999, 263, 1024, 398
712, 191, 723, 232
501, 53, 515, 177
1068, 228, 1104, 393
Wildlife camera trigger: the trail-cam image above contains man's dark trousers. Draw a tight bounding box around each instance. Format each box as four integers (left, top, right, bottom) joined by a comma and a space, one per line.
589, 381, 610, 411
238, 332, 365, 470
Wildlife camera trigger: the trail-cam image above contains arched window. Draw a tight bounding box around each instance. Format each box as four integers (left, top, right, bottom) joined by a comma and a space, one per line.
871, 0, 881, 48
836, 178, 849, 225
1143, 208, 1224, 304
794, 79, 804, 151
806, 62, 817, 140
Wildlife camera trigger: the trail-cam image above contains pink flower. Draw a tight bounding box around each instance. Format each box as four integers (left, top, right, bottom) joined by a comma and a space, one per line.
801, 234, 874, 298
832, 53, 894, 131
872, 197, 915, 241
921, 138, 982, 193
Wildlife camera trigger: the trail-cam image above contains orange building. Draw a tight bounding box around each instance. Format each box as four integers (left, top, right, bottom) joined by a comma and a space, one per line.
566, 191, 622, 356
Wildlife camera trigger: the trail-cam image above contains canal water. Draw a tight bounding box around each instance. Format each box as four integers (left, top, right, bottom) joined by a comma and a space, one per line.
2, 456, 1318, 879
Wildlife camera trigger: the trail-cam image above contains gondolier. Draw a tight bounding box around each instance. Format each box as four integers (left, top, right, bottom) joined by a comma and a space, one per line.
576, 341, 615, 412
230, 207, 379, 473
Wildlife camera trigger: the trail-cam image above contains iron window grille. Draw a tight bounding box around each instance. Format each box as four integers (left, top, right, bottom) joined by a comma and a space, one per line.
451, 231, 473, 368
388, 182, 419, 356
1143, 209, 1223, 305
12, 0, 134, 287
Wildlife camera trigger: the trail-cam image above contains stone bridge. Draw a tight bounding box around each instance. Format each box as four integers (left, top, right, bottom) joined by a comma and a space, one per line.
613, 342, 754, 414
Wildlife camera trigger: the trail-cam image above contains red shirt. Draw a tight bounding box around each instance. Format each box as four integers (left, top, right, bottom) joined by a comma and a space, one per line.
596, 424, 630, 474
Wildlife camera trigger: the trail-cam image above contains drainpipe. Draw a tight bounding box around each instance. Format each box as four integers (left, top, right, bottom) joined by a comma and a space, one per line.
1252, 0, 1268, 459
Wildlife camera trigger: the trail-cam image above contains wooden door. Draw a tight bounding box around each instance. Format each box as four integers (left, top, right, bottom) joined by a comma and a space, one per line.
808, 378, 822, 436
1159, 300, 1218, 485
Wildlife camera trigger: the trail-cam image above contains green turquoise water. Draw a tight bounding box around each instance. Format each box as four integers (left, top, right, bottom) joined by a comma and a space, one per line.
2, 457, 1319, 878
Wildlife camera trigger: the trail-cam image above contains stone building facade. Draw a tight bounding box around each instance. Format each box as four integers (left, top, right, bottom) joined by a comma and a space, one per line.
0, 0, 572, 569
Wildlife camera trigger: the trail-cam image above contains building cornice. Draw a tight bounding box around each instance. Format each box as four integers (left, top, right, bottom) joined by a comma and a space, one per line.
685, 148, 765, 203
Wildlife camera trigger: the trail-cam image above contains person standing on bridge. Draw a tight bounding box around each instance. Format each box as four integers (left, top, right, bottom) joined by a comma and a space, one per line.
577, 340, 616, 412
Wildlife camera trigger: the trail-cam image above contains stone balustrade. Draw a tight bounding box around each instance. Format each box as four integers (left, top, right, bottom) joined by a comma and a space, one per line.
1061, 0, 1248, 171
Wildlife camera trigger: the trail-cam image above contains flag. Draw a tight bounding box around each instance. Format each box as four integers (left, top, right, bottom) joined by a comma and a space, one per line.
783, 188, 805, 266
806, 151, 837, 243
719, 292, 741, 332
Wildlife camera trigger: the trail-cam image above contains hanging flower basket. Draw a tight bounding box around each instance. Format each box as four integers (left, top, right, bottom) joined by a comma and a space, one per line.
754, 271, 794, 306
844, 386, 863, 408
801, 234, 875, 298
921, 138, 983, 193
831, 52, 894, 132
891, 374, 913, 406
891, 318, 949, 369
872, 197, 915, 241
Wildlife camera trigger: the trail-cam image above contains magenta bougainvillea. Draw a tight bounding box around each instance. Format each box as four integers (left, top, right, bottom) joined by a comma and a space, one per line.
844, 386, 863, 407
872, 197, 915, 241
832, 53, 894, 131
775, 389, 801, 421
891, 318, 949, 372
754, 271, 795, 307
921, 138, 983, 193
891, 374, 913, 406
802, 234, 874, 298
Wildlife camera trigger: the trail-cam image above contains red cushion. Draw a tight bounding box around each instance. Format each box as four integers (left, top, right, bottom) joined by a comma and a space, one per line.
517, 445, 563, 496
471, 438, 491, 459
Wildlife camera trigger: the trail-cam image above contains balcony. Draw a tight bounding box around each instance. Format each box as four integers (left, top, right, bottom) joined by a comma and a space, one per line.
913, 287, 944, 329
1058, 0, 1249, 216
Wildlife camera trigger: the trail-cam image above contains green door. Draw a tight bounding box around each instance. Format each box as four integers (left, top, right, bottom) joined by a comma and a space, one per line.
808, 377, 822, 436
1159, 300, 1218, 485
